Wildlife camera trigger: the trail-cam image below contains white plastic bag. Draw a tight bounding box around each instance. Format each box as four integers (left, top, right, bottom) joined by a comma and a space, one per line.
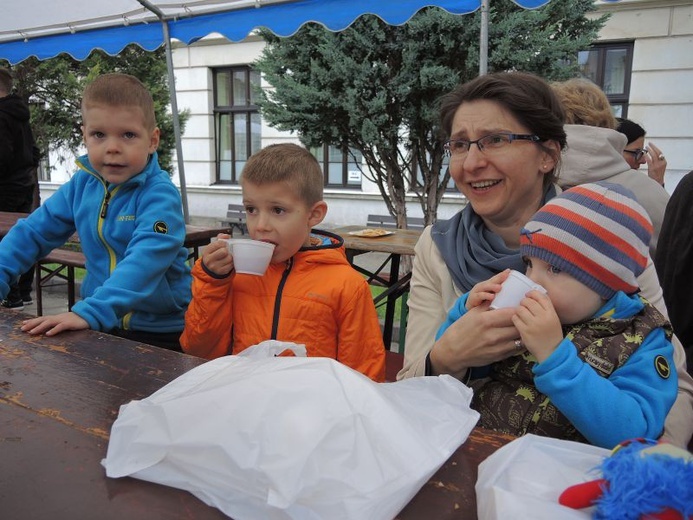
103, 341, 480, 520
476, 434, 611, 520
235, 339, 307, 359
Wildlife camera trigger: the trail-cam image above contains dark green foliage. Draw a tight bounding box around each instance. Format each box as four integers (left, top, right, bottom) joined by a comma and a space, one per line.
254, 2, 606, 224
2, 45, 188, 175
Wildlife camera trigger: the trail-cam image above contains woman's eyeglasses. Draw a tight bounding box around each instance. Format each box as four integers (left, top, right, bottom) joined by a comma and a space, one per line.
623, 147, 649, 161
444, 133, 541, 157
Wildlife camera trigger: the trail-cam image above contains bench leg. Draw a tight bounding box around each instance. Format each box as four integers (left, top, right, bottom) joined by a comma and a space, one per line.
67, 266, 76, 310
35, 264, 44, 316
36, 262, 80, 315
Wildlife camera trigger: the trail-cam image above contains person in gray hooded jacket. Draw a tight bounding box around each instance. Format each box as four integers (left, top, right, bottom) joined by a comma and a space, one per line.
551, 78, 669, 259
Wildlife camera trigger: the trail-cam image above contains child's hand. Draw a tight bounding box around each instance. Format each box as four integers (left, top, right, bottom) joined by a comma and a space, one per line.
202, 234, 235, 276
21, 312, 89, 337
467, 269, 511, 311
511, 290, 563, 363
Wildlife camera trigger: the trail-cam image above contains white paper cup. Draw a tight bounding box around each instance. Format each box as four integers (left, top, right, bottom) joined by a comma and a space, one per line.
490, 270, 547, 309
225, 239, 275, 276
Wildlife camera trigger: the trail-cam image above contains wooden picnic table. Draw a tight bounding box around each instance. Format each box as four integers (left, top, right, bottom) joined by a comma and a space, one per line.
329, 225, 423, 348
0, 211, 231, 314
0, 211, 230, 260
0, 307, 514, 519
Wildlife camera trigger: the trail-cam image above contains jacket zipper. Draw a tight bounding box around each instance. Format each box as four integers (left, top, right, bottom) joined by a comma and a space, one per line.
100, 189, 112, 218
270, 258, 293, 339
97, 183, 129, 328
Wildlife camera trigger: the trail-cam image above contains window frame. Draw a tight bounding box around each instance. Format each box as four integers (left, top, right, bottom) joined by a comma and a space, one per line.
213, 66, 261, 185
311, 143, 363, 189
579, 41, 634, 118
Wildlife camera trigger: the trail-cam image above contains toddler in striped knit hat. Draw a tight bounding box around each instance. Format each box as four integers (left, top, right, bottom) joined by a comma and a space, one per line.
438, 181, 677, 448
516, 182, 662, 358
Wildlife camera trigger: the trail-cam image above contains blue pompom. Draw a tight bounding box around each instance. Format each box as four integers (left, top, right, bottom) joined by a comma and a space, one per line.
594, 441, 693, 520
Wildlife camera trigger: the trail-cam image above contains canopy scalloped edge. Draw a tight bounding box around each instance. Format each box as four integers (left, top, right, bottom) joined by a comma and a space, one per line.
0, 23, 164, 64
171, 0, 551, 45
0, 0, 553, 65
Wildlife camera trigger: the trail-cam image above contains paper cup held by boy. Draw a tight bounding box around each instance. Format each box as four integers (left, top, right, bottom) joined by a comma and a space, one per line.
490, 270, 547, 309
226, 239, 275, 275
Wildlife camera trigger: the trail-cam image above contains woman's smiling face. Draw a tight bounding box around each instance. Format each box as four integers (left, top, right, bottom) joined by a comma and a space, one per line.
448, 99, 556, 235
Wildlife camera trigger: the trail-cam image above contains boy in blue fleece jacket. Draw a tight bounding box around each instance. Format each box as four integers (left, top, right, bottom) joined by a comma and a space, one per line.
437, 182, 677, 448
0, 73, 191, 351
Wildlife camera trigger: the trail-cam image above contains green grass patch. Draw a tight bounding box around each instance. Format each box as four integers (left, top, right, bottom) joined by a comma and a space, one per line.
370, 285, 403, 321
42, 264, 87, 281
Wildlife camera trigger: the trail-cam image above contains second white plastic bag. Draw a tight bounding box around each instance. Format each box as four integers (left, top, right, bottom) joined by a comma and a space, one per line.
476, 434, 611, 520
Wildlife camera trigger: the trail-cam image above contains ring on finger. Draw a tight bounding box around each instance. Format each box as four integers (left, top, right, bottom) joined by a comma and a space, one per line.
514, 339, 524, 351
658, 154, 665, 160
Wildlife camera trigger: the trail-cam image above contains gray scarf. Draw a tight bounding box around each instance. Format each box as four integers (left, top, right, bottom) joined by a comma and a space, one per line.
432, 185, 557, 292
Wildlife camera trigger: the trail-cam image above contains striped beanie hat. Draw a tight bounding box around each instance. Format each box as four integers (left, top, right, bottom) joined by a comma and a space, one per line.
519, 182, 653, 299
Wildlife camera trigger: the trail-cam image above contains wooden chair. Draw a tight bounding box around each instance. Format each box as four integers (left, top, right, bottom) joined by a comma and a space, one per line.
220, 204, 247, 236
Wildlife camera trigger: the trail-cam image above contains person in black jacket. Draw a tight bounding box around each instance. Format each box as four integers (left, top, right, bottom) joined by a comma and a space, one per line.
655, 171, 693, 375
0, 67, 40, 310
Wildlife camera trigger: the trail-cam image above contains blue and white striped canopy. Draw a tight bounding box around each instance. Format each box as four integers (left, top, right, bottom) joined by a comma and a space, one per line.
0, 0, 553, 64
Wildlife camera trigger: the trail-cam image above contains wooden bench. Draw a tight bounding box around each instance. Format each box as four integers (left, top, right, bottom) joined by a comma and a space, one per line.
366, 214, 426, 230
35, 248, 86, 316
220, 204, 247, 236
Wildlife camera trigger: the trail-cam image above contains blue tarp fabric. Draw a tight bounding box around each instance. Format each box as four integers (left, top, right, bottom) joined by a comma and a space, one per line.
0, 0, 552, 64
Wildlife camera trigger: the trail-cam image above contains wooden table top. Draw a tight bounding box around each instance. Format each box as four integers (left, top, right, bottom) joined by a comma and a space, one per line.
329, 225, 423, 256
0, 308, 514, 519
0, 308, 224, 519
0, 210, 29, 236
0, 211, 230, 248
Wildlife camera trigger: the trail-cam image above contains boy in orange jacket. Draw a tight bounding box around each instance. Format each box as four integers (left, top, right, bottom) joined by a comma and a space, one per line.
181, 143, 385, 381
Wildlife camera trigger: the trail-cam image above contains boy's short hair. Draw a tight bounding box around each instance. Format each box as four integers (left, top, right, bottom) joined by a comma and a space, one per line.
520, 182, 652, 299
241, 143, 323, 206
81, 73, 156, 130
0, 68, 13, 93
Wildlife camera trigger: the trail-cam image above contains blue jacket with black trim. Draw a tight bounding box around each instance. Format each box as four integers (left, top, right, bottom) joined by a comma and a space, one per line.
0, 152, 191, 333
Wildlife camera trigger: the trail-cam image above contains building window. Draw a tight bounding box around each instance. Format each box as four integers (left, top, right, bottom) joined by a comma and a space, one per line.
37, 154, 50, 182
310, 144, 362, 188
412, 154, 455, 193
213, 67, 261, 184
579, 41, 634, 118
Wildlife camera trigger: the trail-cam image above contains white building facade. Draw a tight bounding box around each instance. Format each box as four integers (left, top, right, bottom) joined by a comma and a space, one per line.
591, 0, 693, 191
40, 0, 693, 225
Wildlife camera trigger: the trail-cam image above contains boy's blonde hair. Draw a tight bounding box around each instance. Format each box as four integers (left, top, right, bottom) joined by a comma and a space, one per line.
81, 73, 156, 130
241, 143, 323, 206
551, 78, 617, 129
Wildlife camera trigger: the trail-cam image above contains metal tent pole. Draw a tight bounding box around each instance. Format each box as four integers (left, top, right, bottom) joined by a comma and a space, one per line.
138, 0, 190, 223
479, 0, 489, 76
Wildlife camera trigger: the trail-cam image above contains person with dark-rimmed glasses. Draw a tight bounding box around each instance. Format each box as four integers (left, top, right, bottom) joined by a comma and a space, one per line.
617, 117, 668, 187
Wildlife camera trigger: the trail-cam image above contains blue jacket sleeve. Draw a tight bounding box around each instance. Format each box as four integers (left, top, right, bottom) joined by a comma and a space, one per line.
533, 327, 678, 449
0, 183, 77, 299
435, 292, 469, 341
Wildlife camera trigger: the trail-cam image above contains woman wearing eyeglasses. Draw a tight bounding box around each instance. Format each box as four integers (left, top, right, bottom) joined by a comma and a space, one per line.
617, 117, 668, 187
397, 72, 693, 449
